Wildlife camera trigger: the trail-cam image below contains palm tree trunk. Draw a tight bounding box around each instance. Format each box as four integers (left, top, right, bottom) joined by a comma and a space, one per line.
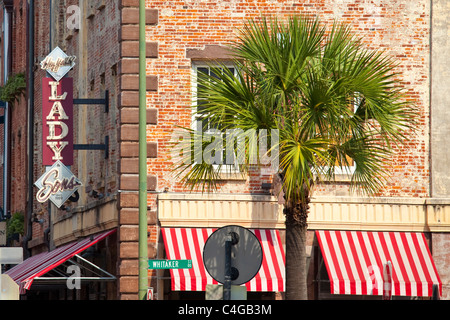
284, 199, 310, 300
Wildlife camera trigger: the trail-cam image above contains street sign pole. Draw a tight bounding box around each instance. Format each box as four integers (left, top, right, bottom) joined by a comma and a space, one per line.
224, 238, 232, 300
138, 0, 148, 301
224, 232, 239, 301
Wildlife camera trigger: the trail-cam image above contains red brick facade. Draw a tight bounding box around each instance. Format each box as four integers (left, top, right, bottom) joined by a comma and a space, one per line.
0, 0, 29, 222
145, 0, 430, 199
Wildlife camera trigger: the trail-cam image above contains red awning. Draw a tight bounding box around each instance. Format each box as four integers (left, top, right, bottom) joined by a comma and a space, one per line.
161, 228, 285, 292
5, 229, 116, 293
316, 230, 442, 297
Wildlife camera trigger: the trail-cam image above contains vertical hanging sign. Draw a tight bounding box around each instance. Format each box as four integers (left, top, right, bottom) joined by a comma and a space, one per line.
42, 77, 74, 166
35, 47, 80, 208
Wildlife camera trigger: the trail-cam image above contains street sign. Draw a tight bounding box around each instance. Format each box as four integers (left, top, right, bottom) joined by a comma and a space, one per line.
203, 225, 262, 286
203, 225, 262, 301
148, 259, 192, 270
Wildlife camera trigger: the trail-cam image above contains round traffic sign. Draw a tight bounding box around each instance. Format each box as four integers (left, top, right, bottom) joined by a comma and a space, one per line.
203, 225, 263, 286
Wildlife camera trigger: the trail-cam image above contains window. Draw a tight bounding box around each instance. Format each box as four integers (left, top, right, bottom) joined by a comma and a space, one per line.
318, 93, 360, 179
192, 64, 236, 132
332, 93, 361, 176
191, 63, 240, 173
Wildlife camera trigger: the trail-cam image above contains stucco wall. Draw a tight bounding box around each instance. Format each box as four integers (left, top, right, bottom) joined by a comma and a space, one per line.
431, 0, 450, 198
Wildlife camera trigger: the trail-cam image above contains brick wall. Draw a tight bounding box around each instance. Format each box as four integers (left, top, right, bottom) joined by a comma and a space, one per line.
145, 0, 430, 201
118, 0, 159, 300
141, 0, 431, 299
4, 0, 52, 247
30, 0, 52, 249
62, 0, 122, 207
9, 0, 28, 218
25, 0, 124, 253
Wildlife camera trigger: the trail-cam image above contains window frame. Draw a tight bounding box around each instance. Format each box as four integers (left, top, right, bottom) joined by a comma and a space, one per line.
320, 94, 360, 178
191, 61, 241, 174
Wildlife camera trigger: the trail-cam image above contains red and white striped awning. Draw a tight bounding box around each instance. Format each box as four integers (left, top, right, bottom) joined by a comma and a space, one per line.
316, 230, 442, 297
161, 228, 285, 292
5, 229, 116, 294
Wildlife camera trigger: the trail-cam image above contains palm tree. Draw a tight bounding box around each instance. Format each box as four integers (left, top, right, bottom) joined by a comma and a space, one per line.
171, 16, 416, 300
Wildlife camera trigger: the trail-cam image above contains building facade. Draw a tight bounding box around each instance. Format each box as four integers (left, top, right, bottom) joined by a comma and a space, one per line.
1, 0, 124, 300
0, 0, 449, 300
139, 0, 450, 300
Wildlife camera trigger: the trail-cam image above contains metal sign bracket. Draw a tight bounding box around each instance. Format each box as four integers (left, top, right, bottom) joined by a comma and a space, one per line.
74, 90, 109, 113
74, 136, 109, 160
72, 91, 110, 159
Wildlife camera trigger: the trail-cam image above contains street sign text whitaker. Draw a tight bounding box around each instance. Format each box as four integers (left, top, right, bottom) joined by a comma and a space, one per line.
148, 260, 193, 270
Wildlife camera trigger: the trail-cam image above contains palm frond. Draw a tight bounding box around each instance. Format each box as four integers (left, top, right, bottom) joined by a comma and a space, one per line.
171, 16, 417, 199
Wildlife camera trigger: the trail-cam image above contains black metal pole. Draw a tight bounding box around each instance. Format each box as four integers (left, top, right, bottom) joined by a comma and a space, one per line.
224, 238, 232, 300
23, 0, 35, 259
224, 232, 239, 300
432, 284, 440, 300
